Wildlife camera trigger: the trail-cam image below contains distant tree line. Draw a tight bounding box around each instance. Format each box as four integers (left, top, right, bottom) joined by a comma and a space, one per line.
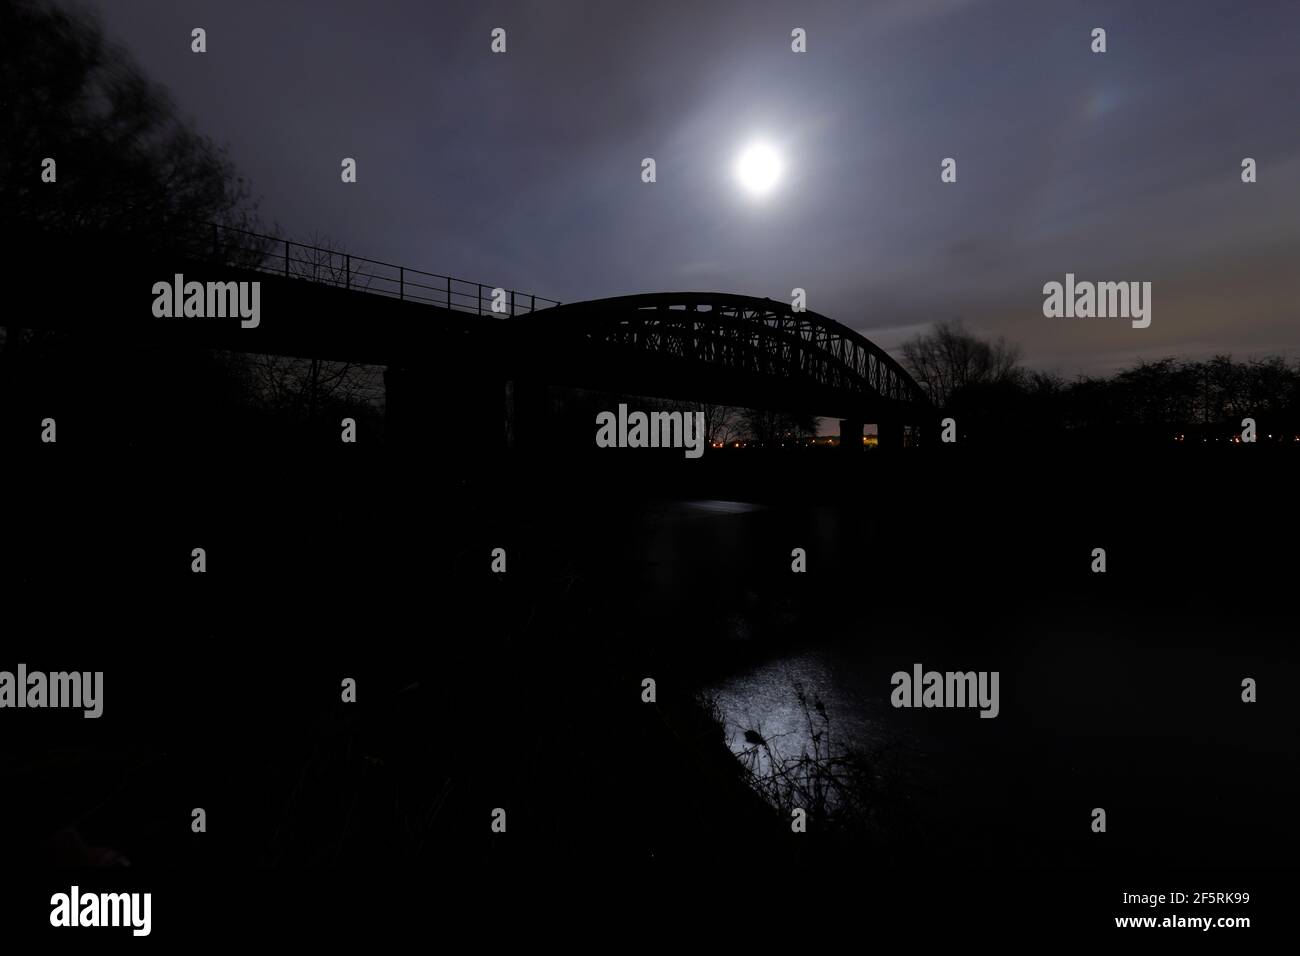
901, 320, 1300, 443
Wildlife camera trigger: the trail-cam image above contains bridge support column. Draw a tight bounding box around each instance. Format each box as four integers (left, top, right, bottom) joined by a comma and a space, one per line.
382, 365, 412, 444
876, 420, 902, 450
507, 378, 551, 452
384, 364, 507, 452
839, 418, 863, 452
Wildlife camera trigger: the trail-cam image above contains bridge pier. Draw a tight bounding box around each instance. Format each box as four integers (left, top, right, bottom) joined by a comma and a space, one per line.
384, 364, 507, 452
876, 420, 903, 450
839, 418, 863, 452
506, 378, 551, 452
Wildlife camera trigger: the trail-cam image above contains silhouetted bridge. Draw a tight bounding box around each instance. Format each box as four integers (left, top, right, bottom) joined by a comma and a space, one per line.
7, 224, 931, 448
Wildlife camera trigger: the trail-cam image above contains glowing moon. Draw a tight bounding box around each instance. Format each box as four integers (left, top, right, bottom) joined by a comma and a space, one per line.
734, 142, 782, 197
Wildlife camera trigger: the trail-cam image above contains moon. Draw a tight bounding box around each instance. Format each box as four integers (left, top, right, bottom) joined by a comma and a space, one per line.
734, 141, 782, 198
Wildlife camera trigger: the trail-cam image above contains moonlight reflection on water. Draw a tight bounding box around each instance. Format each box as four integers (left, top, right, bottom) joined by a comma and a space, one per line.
703, 651, 904, 779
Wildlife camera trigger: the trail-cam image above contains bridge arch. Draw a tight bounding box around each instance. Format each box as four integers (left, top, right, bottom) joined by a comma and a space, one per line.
511, 292, 930, 429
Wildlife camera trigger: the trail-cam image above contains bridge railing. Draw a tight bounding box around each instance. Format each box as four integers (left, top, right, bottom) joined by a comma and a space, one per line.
191, 222, 561, 317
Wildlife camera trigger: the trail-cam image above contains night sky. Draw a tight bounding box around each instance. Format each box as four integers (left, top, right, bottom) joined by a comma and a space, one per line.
88, 0, 1300, 375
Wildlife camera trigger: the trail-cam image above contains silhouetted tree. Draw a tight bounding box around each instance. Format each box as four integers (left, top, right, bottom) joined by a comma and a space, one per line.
695, 404, 743, 445
900, 319, 1022, 409
0, 0, 260, 243
740, 408, 819, 443
0, 0, 265, 445
244, 233, 382, 428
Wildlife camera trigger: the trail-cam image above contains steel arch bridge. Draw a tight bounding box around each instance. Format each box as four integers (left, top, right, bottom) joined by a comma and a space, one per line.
513, 292, 929, 423
6, 223, 932, 443
72, 222, 926, 422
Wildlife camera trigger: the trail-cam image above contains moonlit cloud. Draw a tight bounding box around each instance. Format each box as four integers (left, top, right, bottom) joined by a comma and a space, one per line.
87, 0, 1300, 373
